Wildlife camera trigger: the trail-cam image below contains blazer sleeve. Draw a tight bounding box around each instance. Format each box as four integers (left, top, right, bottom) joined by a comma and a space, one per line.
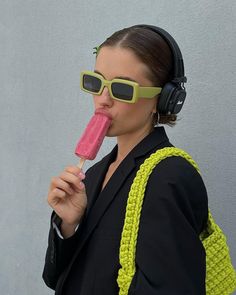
42, 166, 94, 290
128, 156, 208, 295
42, 212, 82, 290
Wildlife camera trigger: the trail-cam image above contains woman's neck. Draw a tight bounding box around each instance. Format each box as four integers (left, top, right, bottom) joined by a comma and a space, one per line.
115, 125, 154, 163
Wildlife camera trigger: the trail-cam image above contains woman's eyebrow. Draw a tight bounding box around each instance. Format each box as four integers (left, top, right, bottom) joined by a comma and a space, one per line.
94, 70, 137, 82
94, 70, 105, 78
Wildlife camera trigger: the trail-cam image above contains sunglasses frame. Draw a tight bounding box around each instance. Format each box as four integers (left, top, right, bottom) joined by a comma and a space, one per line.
80, 71, 162, 103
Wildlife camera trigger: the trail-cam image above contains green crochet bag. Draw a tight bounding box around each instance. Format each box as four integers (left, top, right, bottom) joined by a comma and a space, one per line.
117, 147, 236, 295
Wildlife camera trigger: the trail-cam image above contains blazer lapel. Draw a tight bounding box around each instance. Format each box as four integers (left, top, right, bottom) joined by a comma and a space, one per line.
74, 154, 136, 256
74, 127, 170, 255
84, 147, 117, 214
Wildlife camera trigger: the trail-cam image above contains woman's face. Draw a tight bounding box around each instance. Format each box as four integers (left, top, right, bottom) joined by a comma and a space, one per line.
94, 46, 157, 138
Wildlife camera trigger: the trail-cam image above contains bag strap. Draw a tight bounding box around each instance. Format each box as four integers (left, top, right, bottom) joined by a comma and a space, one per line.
117, 147, 201, 295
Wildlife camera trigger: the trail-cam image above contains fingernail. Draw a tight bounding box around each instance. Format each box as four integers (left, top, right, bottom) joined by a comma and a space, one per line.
79, 172, 85, 180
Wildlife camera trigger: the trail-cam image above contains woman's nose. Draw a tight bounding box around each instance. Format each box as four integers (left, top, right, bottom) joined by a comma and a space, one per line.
96, 86, 113, 107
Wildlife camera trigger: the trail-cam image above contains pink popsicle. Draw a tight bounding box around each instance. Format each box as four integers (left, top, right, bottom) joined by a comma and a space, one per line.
75, 109, 112, 167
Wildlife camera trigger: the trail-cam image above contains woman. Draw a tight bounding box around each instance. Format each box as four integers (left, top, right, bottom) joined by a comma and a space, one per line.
43, 25, 208, 294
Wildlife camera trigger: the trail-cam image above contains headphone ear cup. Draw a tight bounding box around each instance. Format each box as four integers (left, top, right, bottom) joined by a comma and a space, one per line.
172, 87, 186, 114
158, 82, 176, 114
158, 82, 186, 115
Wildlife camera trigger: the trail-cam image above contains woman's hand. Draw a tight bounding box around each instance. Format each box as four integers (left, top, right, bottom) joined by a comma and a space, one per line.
47, 166, 87, 238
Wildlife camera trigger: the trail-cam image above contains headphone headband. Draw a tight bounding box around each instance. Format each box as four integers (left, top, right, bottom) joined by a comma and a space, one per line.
132, 24, 187, 84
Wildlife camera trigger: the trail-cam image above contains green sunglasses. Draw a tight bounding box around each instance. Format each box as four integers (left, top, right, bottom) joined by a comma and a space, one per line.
80, 71, 162, 103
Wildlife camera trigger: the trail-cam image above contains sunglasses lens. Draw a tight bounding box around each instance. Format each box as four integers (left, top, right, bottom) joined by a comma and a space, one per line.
83, 74, 101, 93
111, 83, 134, 101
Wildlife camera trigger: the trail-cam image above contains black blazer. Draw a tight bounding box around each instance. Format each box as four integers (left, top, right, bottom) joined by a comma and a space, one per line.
43, 127, 208, 295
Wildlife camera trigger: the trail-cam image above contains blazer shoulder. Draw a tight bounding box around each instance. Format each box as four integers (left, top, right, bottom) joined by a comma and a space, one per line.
144, 155, 208, 233
151, 154, 202, 181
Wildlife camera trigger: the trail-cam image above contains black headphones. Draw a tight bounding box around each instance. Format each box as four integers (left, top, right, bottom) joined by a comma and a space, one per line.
132, 24, 187, 115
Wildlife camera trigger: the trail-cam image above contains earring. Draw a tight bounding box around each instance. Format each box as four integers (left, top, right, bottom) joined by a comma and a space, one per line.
152, 111, 160, 126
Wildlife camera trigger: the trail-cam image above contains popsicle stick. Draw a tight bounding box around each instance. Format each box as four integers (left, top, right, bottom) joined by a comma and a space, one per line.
77, 158, 86, 169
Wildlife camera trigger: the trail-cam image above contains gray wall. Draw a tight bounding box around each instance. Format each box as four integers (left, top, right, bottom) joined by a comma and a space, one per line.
0, 1, 235, 294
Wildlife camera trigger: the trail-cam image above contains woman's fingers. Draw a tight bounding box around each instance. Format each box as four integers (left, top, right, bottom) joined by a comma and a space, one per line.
49, 166, 85, 193
47, 167, 87, 226
48, 166, 86, 208
59, 171, 84, 193
65, 166, 85, 179
48, 187, 66, 207
51, 177, 74, 195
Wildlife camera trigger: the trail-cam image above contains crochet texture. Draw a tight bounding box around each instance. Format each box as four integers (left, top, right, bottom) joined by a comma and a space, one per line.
117, 147, 236, 295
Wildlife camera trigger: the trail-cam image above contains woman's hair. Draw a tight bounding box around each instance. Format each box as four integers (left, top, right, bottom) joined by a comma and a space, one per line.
98, 26, 177, 126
